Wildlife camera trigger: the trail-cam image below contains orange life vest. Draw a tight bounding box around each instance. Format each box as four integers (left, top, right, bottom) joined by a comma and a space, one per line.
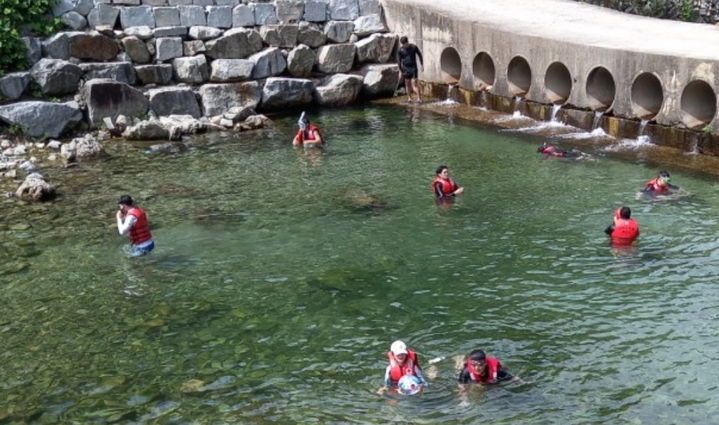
432, 177, 458, 197
127, 207, 152, 245
387, 350, 420, 382
611, 218, 639, 245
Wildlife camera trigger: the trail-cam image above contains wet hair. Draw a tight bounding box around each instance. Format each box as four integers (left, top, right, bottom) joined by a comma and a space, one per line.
659, 170, 670, 178
436, 165, 448, 175
468, 349, 486, 362
118, 195, 134, 206
400, 36, 408, 44
619, 206, 631, 219
537, 143, 549, 153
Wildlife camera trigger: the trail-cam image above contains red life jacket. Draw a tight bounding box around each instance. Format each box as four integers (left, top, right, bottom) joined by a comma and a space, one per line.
645, 178, 668, 194
127, 207, 152, 245
387, 350, 420, 382
432, 177, 458, 197
611, 218, 639, 245
541, 145, 565, 157
466, 356, 501, 383
296, 124, 322, 144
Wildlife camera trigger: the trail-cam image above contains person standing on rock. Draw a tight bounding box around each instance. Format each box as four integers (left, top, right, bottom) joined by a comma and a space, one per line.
116, 195, 154, 256
397, 36, 424, 103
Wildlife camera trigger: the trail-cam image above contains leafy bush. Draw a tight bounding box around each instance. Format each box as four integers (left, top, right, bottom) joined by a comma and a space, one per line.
679, 0, 694, 21
0, 0, 61, 75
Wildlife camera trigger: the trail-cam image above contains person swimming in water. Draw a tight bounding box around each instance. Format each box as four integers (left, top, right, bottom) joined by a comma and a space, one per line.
378, 340, 428, 395
292, 112, 324, 148
604, 206, 639, 246
537, 143, 587, 159
457, 349, 516, 387
641, 170, 679, 196
432, 165, 464, 199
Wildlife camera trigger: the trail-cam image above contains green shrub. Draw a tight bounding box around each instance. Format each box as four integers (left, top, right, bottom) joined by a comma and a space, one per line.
679, 0, 694, 21
0, 0, 61, 75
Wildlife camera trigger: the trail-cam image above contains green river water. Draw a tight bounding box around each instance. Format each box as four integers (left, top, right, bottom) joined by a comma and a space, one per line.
1, 105, 719, 424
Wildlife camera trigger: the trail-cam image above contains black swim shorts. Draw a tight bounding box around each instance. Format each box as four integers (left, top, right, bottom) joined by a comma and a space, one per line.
403, 68, 418, 79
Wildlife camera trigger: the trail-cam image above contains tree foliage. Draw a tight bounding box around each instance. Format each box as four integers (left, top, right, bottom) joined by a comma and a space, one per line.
0, 0, 60, 76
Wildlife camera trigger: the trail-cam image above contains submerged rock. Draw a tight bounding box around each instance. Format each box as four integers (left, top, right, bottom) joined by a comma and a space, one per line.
336, 187, 387, 212
15, 173, 57, 202
123, 115, 212, 140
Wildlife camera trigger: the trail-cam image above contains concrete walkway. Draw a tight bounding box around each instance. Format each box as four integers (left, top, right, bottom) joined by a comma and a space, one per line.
396, 0, 719, 60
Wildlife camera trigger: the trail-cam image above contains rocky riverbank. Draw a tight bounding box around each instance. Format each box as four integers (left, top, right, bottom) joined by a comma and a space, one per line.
0, 0, 402, 202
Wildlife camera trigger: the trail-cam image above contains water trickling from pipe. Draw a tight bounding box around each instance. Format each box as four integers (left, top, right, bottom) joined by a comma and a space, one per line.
592, 111, 604, 130
637, 119, 650, 144
550, 104, 562, 123
512, 96, 522, 118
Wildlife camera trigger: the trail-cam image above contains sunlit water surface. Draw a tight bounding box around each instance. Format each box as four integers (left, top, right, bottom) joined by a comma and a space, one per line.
2, 106, 719, 424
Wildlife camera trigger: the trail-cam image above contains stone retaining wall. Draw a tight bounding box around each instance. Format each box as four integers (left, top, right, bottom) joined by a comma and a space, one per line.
0, 0, 401, 138
572, 0, 719, 24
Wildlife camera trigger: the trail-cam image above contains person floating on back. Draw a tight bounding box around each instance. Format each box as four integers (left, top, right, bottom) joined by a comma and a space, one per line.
292, 111, 324, 148
457, 349, 517, 388
432, 165, 464, 200
397, 36, 424, 103
641, 170, 678, 196
116, 195, 154, 256
604, 206, 639, 246
378, 340, 428, 395
537, 143, 587, 159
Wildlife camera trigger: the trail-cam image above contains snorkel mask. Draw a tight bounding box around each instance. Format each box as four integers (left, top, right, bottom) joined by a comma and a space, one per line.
298, 111, 308, 131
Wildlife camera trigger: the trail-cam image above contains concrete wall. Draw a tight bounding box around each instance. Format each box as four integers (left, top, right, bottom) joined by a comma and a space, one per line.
381, 0, 719, 133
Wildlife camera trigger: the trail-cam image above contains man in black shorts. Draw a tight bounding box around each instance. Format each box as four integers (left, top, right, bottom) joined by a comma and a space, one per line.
397, 36, 424, 103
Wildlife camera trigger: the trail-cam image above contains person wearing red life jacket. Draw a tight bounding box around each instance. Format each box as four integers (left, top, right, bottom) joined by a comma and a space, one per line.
432, 165, 464, 200
641, 170, 678, 196
292, 111, 324, 148
604, 206, 639, 246
537, 143, 585, 159
378, 340, 428, 394
457, 349, 516, 387
116, 195, 154, 256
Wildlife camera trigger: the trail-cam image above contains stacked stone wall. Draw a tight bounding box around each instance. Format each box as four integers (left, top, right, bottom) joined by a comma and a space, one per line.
0, 0, 402, 139
573, 0, 719, 24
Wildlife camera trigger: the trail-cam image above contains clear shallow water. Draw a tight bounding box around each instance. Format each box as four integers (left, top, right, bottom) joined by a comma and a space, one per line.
2, 106, 719, 424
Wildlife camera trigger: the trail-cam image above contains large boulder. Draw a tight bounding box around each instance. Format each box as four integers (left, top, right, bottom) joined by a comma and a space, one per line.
303, 1, 327, 22
135, 64, 173, 85
254, 3, 278, 25
259, 25, 299, 48
0, 72, 31, 101
352, 14, 386, 37
61, 11, 88, 30
205, 28, 263, 59
42, 32, 74, 60
360, 64, 400, 98
79, 62, 137, 85
172, 55, 209, 83
329, 0, 359, 20
355, 33, 396, 64
324, 21, 354, 43
0, 101, 82, 138
316, 44, 356, 73
249, 48, 287, 79
61, 135, 106, 162
156, 37, 184, 61
199, 82, 261, 116
287, 44, 316, 77
121, 36, 151, 63
87, 4, 119, 28
154, 7, 180, 27
83, 79, 149, 126
15, 173, 56, 202
124, 26, 153, 40
276, 0, 304, 23
179, 5, 206, 26
188, 26, 223, 40
30, 59, 82, 96
207, 6, 233, 28
210, 59, 254, 82
232, 4, 255, 27
261, 77, 313, 110
148, 86, 202, 118
123, 115, 209, 140
297, 25, 326, 48
313, 73, 363, 106
359, 0, 381, 16
184, 40, 206, 56
67, 32, 119, 61
120, 6, 156, 29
